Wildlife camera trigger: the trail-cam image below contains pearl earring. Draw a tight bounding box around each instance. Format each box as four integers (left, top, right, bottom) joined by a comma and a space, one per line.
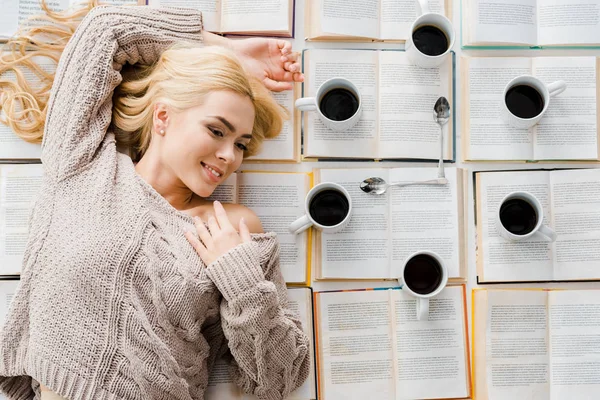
159, 129, 165, 135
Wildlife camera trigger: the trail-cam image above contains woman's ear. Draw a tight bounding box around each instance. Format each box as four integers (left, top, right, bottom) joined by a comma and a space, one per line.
152, 102, 169, 135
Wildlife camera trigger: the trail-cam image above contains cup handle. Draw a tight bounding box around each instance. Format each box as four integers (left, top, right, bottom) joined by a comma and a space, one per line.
547, 80, 567, 97
295, 97, 317, 112
536, 224, 557, 242
289, 214, 313, 235
416, 297, 429, 321
418, 0, 430, 14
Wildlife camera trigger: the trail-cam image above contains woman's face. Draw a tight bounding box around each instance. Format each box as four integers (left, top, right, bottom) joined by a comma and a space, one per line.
158, 90, 255, 198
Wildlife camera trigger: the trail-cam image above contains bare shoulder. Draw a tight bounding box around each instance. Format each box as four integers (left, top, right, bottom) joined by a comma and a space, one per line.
222, 203, 264, 234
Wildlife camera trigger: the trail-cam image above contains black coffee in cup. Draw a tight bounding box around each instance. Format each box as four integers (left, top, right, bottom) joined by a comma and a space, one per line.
319, 88, 359, 122
499, 198, 538, 235
412, 25, 449, 56
404, 254, 443, 295
309, 189, 350, 226
505, 85, 544, 119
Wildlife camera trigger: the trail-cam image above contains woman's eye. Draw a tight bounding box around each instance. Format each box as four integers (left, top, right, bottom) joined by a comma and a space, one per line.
236, 143, 248, 151
209, 127, 223, 137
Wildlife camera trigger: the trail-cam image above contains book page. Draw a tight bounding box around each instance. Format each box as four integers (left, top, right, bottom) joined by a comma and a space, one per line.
247, 90, 296, 161
466, 57, 534, 161
317, 290, 394, 399
377, 52, 452, 160
485, 290, 550, 400
0, 164, 44, 276
388, 168, 461, 279
206, 173, 237, 203
237, 172, 309, 284
319, 0, 379, 39
0, 0, 67, 39
532, 57, 598, 160
304, 50, 379, 159
478, 171, 554, 282
468, 0, 537, 46
549, 290, 600, 399
0, 280, 19, 329
206, 287, 315, 400
549, 169, 600, 280
538, 0, 600, 46
392, 286, 468, 399
221, 0, 289, 34
317, 168, 390, 279
380, 0, 444, 41
147, 0, 220, 32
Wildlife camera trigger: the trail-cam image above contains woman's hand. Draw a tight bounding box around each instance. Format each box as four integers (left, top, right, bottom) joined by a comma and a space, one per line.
228, 38, 303, 92
185, 201, 252, 265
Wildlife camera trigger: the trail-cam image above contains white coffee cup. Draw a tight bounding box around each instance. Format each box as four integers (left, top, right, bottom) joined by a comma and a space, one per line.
496, 191, 557, 242
405, 0, 455, 68
501, 75, 567, 129
295, 77, 362, 132
399, 251, 448, 321
289, 182, 352, 235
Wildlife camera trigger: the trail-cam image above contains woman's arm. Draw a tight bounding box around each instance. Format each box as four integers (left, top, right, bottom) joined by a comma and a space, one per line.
42, 6, 203, 181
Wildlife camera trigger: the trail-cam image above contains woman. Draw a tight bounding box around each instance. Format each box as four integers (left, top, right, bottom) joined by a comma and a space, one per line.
0, 3, 309, 400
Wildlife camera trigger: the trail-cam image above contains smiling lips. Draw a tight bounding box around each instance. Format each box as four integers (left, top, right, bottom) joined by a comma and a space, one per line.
201, 162, 224, 183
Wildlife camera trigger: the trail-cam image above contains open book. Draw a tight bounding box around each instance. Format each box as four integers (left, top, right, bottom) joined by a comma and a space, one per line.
302, 49, 454, 161
462, 56, 600, 162
315, 285, 470, 400
0, 0, 143, 40
0, 164, 43, 276
206, 287, 316, 400
475, 168, 600, 283
463, 0, 600, 48
207, 171, 310, 285
147, 0, 293, 37
313, 167, 467, 280
0, 279, 19, 329
305, 0, 450, 42
474, 288, 600, 399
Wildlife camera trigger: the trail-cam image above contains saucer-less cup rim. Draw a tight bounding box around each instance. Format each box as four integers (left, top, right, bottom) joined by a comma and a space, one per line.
399, 250, 449, 321
294, 77, 362, 127
288, 182, 352, 235
496, 191, 557, 242
503, 75, 567, 122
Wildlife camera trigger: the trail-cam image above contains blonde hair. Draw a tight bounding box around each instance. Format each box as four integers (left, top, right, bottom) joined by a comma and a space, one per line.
0, 0, 285, 160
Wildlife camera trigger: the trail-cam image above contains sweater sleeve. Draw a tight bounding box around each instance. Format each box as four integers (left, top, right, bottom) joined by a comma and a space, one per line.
205, 240, 311, 400
41, 6, 203, 181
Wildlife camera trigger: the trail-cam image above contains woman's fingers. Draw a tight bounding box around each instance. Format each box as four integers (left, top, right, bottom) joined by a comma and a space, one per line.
239, 218, 252, 243
184, 230, 208, 259
193, 216, 213, 247
213, 201, 235, 232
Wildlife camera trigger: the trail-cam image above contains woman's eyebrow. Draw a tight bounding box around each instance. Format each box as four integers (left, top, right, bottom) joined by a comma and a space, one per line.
208, 116, 235, 132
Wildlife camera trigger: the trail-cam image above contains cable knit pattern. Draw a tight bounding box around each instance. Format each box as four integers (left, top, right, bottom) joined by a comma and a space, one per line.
0, 6, 310, 400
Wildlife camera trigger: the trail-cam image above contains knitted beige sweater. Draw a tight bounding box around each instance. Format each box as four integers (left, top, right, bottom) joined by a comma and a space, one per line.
0, 6, 310, 400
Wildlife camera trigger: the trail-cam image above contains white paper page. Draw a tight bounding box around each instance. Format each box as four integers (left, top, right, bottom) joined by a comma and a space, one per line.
538, 0, 600, 46
317, 290, 394, 399
304, 50, 379, 159
0, 164, 44, 276
0, 0, 68, 39
393, 286, 468, 400
388, 168, 460, 279
549, 290, 600, 399
469, 0, 537, 45
237, 173, 308, 284
205, 288, 314, 400
466, 57, 534, 161
221, 0, 289, 33
485, 290, 550, 400
0, 56, 55, 161
478, 171, 554, 282
380, 0, 444, 41
147, 0, 220, 32
248, 90, 295, 161
549, 169, 600, 280
206, 173, 237, 203
0, 280, 19, 329
378, 52, 452, 160
319, 0, 379, 39
317, 168, 390, 279
532, 57, 598, 160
